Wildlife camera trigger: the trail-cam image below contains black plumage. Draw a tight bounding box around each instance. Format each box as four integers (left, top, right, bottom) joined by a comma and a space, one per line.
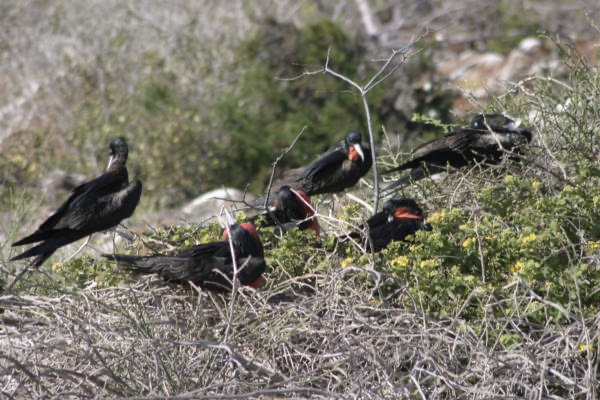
346, 198, 431, 252
250, 186, 320, 237
383, 114, 532, 190
11, 137, 142, 268
272, 131, 372, 196
104, 223, 266, 291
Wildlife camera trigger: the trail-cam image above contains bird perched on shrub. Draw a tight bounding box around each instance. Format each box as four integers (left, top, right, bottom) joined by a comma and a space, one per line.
251, 185, 320, 237
345, 198, 431, 252
273, 130, 372, 196
104, 223, 266, 291
383, 113, 532, 190
10, 137, 142, 271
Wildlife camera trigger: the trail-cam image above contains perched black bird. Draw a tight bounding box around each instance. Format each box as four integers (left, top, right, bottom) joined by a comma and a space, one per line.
272, 131, 372, 197
383, 113, 532, 190
251, 185, 320, 237
10, 137, 142, 268
346, 198, 431, 252
104, 223, 266, 291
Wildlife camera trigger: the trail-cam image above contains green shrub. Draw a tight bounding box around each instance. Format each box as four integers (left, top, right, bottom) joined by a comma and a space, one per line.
53, 255, 128, 288
377, 43, 600, 323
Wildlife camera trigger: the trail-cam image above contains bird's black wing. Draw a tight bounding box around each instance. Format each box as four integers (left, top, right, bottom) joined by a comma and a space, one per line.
86, 179, 142, 233
176, 241, 230, 259
298, 147, 347, 181
105, 253, 266, 290
50, 170, 130, 231
344, 210, 387, 242
106, 253, 222, 285
369, 219, 431, 251
364, 211, 388, 231
385, 130, 478, 173
409, 130, 477, 165
12, 170, 129, 246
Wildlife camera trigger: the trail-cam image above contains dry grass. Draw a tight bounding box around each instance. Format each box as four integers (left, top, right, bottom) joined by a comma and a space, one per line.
1, 264, 598, 399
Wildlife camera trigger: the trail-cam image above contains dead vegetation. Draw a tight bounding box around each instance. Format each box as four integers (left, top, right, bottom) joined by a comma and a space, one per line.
1, 266, 598, 399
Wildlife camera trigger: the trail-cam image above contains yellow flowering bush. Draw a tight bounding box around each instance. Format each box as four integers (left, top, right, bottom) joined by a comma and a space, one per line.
378, 163, 600, 321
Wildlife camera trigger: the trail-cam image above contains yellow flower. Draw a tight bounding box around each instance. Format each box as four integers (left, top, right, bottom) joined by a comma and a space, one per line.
503, 175, 515, 185
585, 241, 600, 252
340, 257, 354, 268
427, 211, 445, 224
532, 180, 541, 190
390, 256, 409, 268
51, 262, 62, 271
527, 301, 541, 312
510, 260, 524, 274
520, 233, 537, 244
579, 343, 592, 352
462, 237, 476, 248
420, 259, 438, 269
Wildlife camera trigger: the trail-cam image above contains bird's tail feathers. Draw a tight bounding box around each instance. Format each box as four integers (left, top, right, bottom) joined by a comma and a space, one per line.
12, 229, 63, 246
10, 242, 58, 268
102, 253, 185, 276
102, 253, 147, 266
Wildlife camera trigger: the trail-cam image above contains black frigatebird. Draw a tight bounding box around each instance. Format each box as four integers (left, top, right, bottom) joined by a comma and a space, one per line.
268, 131, 372, 198
10, 137, 142, 269
251, 185, 320, 237
104, 222, 266, 291
383, 113, 532, 190
345, 198, 431, 252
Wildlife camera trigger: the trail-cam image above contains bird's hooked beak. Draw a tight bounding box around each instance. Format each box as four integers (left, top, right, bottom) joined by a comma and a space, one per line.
224, 209, 236, 226
106, 154, 115, 170
501, 112, 522, 130
221, 209, 236, 241
504, 119, 522, 130
352, 143, 365, 162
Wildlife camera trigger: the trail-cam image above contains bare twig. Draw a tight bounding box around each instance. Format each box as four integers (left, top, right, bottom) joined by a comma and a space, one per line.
263, 127, 307, 209
321, 40, 420, 212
